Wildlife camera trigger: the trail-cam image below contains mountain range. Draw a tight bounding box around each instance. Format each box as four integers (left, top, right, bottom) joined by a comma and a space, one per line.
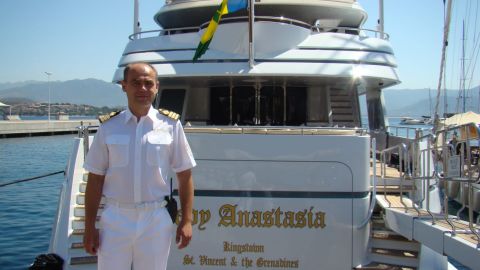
382, 87, 479, 117
0, 79, 126, 107
0, 79, 478, 116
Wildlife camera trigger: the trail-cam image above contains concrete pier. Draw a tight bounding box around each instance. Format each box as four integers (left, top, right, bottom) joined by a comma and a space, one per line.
0, 120, 99, 138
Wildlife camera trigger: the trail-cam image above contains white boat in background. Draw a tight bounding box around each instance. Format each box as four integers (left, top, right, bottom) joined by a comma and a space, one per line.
399, 116, 432, 125
47, 0, 480, 269
400, 117, 424, 125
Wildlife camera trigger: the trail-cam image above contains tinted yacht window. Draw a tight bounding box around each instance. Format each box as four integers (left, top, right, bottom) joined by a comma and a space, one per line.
210, 87, 230, 125
260, 86, 284, 126
158, 89, 186, 114
232, 87, 255, 125
286, 87, 307, 125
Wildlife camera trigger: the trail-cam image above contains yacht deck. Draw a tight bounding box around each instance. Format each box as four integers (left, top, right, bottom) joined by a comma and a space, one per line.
377, 194, 480, 270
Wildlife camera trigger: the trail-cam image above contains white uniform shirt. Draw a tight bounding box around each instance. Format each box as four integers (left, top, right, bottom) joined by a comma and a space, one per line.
84, 107, 196, 203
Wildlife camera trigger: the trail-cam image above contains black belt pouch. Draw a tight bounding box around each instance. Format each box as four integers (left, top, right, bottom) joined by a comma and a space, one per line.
165, 195, 178, 223
165, 178, 178, 223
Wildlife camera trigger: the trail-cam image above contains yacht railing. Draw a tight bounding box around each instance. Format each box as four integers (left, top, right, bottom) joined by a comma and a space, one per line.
129, 15, 389, 40
200, 16, 313, 30
380, 143, 411, 209
77, 124, 99, 159
435, 123, 480, 244
380, 122, 480, 247
129, 26, 200, 40
410, 133, 437, 222
386, 125, 426, 140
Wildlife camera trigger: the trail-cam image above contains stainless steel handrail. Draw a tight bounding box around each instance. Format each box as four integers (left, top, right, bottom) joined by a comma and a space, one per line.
386, 125, 426, 140
129, 26, 201, 40
410, 134, 437, 222
380, 143, 409, 209
380, 126, 476, 239
199, 16, 314, 30
128, 15, 390, 40
311, 26, 390, 40
437, 143, 459, 234
77, 123, 99, 159
433, 123, 480, 243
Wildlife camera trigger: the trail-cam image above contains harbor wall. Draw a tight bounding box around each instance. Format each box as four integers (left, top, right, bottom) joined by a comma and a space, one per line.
0, 120, 99, 138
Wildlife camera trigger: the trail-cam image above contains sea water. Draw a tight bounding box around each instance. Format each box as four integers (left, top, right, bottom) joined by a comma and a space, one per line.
0, 135, 75, 270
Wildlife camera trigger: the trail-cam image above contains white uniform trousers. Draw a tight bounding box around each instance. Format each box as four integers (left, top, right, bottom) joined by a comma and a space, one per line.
98, 204, 175, 270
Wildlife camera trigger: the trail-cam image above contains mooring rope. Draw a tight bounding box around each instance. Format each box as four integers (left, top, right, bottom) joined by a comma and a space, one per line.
0, 170, 65, 188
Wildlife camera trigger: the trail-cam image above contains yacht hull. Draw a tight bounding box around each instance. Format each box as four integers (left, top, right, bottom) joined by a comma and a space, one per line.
166, 131, 371, 268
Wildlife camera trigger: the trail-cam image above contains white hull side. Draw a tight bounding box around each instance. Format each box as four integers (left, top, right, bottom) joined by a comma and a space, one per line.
166, 131, 371, 269
49, 138, 83, 257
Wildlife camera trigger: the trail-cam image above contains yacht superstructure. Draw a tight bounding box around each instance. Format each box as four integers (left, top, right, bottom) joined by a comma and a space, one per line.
48, 1, 480, 269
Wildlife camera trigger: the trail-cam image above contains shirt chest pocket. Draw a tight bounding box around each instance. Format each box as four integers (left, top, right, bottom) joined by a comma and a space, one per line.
146, 132, 172, 167
105, 135, 129, 168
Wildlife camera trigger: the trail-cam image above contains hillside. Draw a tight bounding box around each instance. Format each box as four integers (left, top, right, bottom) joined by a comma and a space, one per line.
0, 79, 126, 107
8, 102, 122, 116
380, 87, 479, 117
0, 81, 41, 91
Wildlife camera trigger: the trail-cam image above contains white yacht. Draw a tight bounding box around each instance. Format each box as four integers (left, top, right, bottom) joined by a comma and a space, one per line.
398, 116, 433, 126
48, 0, 480, 269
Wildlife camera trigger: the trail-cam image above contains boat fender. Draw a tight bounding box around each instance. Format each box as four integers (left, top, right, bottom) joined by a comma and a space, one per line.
98, 110, 121, 124
158, 108, 180, 121
28, 253, 63, 270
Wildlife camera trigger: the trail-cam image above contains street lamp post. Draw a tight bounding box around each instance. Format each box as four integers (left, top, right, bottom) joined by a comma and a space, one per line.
45, 72, 52, 121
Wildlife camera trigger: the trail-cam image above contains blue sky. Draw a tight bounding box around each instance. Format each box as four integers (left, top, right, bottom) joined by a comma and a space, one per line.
0, 0, 478, 90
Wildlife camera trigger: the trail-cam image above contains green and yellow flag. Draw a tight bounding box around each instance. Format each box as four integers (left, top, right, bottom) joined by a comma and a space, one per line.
193, 0, 247, 61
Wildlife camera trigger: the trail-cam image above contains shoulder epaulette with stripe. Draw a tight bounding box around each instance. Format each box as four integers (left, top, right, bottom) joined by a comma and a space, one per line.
158, 108, 180, 121
98, 111, 121, 124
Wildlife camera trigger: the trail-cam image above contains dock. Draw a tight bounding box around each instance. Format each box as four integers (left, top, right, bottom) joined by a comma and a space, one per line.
0, 120, 99, 138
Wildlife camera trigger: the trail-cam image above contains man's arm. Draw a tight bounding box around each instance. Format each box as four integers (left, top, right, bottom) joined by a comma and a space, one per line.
83, 172, 105, 255
175, 169, 194, 249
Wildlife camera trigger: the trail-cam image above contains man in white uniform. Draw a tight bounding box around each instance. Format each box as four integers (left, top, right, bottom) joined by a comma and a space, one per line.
83, 62, 196, 270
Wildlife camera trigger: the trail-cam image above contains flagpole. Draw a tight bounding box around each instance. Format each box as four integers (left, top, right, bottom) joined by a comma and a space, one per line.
248, 0, 255, 68
133, 0, 141, 39
378, 0, 384, 39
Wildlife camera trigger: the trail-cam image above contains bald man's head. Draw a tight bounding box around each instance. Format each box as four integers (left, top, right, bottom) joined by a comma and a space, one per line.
123, 62, 158, 82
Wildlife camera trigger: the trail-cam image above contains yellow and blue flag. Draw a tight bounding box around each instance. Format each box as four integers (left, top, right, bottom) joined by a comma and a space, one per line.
193, 0, 247, 61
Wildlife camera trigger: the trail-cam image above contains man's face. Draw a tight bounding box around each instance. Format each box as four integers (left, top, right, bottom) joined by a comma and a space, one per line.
121, 64, 158, 111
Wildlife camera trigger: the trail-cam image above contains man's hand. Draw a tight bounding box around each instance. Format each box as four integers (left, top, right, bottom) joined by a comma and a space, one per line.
83, 227, 100, 255
176, 220, 192, 249
83, 173, 105, 255
176, 169, 194, 249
